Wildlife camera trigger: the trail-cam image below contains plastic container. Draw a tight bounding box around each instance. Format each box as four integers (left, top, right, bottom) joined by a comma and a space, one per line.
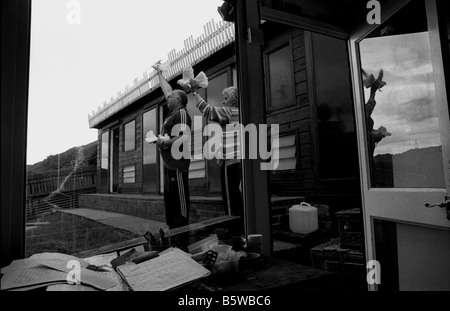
289, 202, 318, 234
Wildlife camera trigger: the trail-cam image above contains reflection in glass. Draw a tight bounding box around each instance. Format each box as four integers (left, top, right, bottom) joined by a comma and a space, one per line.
267, 44, 294, 109
359, 1, 444, 188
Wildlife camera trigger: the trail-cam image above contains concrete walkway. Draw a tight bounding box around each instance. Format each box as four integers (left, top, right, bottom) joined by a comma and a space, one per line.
59, 208, 301, 256
59, 208, 168, 236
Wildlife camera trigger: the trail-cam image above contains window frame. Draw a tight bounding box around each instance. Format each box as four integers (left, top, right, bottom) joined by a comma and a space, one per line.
123, 118, 136, 152
99, 129, 110, 192
142, 103, 161, 193
263, 40, 296, 113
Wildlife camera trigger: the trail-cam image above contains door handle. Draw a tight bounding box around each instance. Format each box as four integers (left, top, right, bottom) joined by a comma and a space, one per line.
425, 199, 450, 220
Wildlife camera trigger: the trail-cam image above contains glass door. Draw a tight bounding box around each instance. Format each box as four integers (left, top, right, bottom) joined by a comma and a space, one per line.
350, 0, 450, 290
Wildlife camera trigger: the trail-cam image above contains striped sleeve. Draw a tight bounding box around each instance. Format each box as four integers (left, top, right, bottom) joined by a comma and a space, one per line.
196, 98, 232, 126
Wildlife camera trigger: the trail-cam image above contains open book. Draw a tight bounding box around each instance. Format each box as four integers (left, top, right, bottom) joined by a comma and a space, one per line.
116, 248, 210, 291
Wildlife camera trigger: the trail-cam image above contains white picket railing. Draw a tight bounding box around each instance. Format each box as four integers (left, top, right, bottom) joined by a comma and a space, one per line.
88, 19, 235, 128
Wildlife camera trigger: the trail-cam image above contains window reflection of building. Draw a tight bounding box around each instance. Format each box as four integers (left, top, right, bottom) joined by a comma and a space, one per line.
266, 43, 295, 111
359, 0, 445, 189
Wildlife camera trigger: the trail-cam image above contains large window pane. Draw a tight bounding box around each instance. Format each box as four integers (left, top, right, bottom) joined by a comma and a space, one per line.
124, 120, 136, 151
359, 0, 445, 188
206, 72, 228, 107
313, 33, 358, 180
24, 0, 243, 263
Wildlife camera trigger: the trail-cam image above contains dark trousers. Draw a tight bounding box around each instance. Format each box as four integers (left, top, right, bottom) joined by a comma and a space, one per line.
221, 162, 244, 235
163, 167, 190, 229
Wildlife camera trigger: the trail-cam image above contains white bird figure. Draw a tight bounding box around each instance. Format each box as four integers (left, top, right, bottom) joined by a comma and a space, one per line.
362, 68, 386, 91
145, 130, 158, 144
152, 60, 170, 72
177, 65, 208, 92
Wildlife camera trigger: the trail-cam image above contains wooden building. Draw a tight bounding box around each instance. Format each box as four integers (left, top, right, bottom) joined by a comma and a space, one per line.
86, 17, 362, 221
86, 0, 450, 291
2, 0, 449, 291
89, 21, 237, 199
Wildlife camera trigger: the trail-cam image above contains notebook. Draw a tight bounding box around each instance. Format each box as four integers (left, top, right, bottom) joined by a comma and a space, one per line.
116, 248, 210, 291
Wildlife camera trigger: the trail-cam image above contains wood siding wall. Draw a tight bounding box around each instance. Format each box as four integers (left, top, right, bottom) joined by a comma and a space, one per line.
120, 114, 143, 193
267, 29, 315, 196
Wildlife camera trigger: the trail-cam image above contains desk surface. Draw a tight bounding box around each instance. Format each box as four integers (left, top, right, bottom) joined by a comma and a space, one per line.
182, 257, 334, 292
45, 253, 333, 292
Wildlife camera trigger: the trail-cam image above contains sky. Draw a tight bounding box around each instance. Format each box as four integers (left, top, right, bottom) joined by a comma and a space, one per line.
27, 0, 223, 165
359, 31, 442, 156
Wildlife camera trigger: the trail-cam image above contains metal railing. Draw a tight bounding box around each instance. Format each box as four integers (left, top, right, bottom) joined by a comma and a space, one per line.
26, 172, 96, 220
88, 19, 236, 128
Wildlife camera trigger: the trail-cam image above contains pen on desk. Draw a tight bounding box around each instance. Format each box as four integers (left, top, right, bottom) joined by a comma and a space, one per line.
132, 251, 159, 264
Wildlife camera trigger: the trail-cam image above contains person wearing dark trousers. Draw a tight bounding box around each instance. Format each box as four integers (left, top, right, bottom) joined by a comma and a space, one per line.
189, 82, 244, 236
163, 165, 190, 229
152, 63, 192, 248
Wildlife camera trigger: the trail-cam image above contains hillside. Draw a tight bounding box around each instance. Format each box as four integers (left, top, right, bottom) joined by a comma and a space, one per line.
27, 141, 98, 180
373, 146, 444, 188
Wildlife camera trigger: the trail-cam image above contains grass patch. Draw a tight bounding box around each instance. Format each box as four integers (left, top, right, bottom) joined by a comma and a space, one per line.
25, 211, 139, 257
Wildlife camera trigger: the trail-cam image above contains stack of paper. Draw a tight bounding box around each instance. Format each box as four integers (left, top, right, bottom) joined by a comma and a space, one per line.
116, 248, 211, 291
1, 253, 118, 291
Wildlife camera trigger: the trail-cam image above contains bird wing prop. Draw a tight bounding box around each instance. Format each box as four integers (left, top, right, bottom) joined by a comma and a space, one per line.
145, 130, 158, 144
177, 65, 209, 90
152, 60, 170, 72
362, 69, 386, 90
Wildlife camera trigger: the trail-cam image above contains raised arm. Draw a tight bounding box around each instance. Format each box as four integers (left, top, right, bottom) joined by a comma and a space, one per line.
153, 63, 172, 99
189, 79, 232, 125
192, 93, 232, 125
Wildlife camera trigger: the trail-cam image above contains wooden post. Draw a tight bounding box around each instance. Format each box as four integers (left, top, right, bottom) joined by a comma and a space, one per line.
235, 0, 272, 256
